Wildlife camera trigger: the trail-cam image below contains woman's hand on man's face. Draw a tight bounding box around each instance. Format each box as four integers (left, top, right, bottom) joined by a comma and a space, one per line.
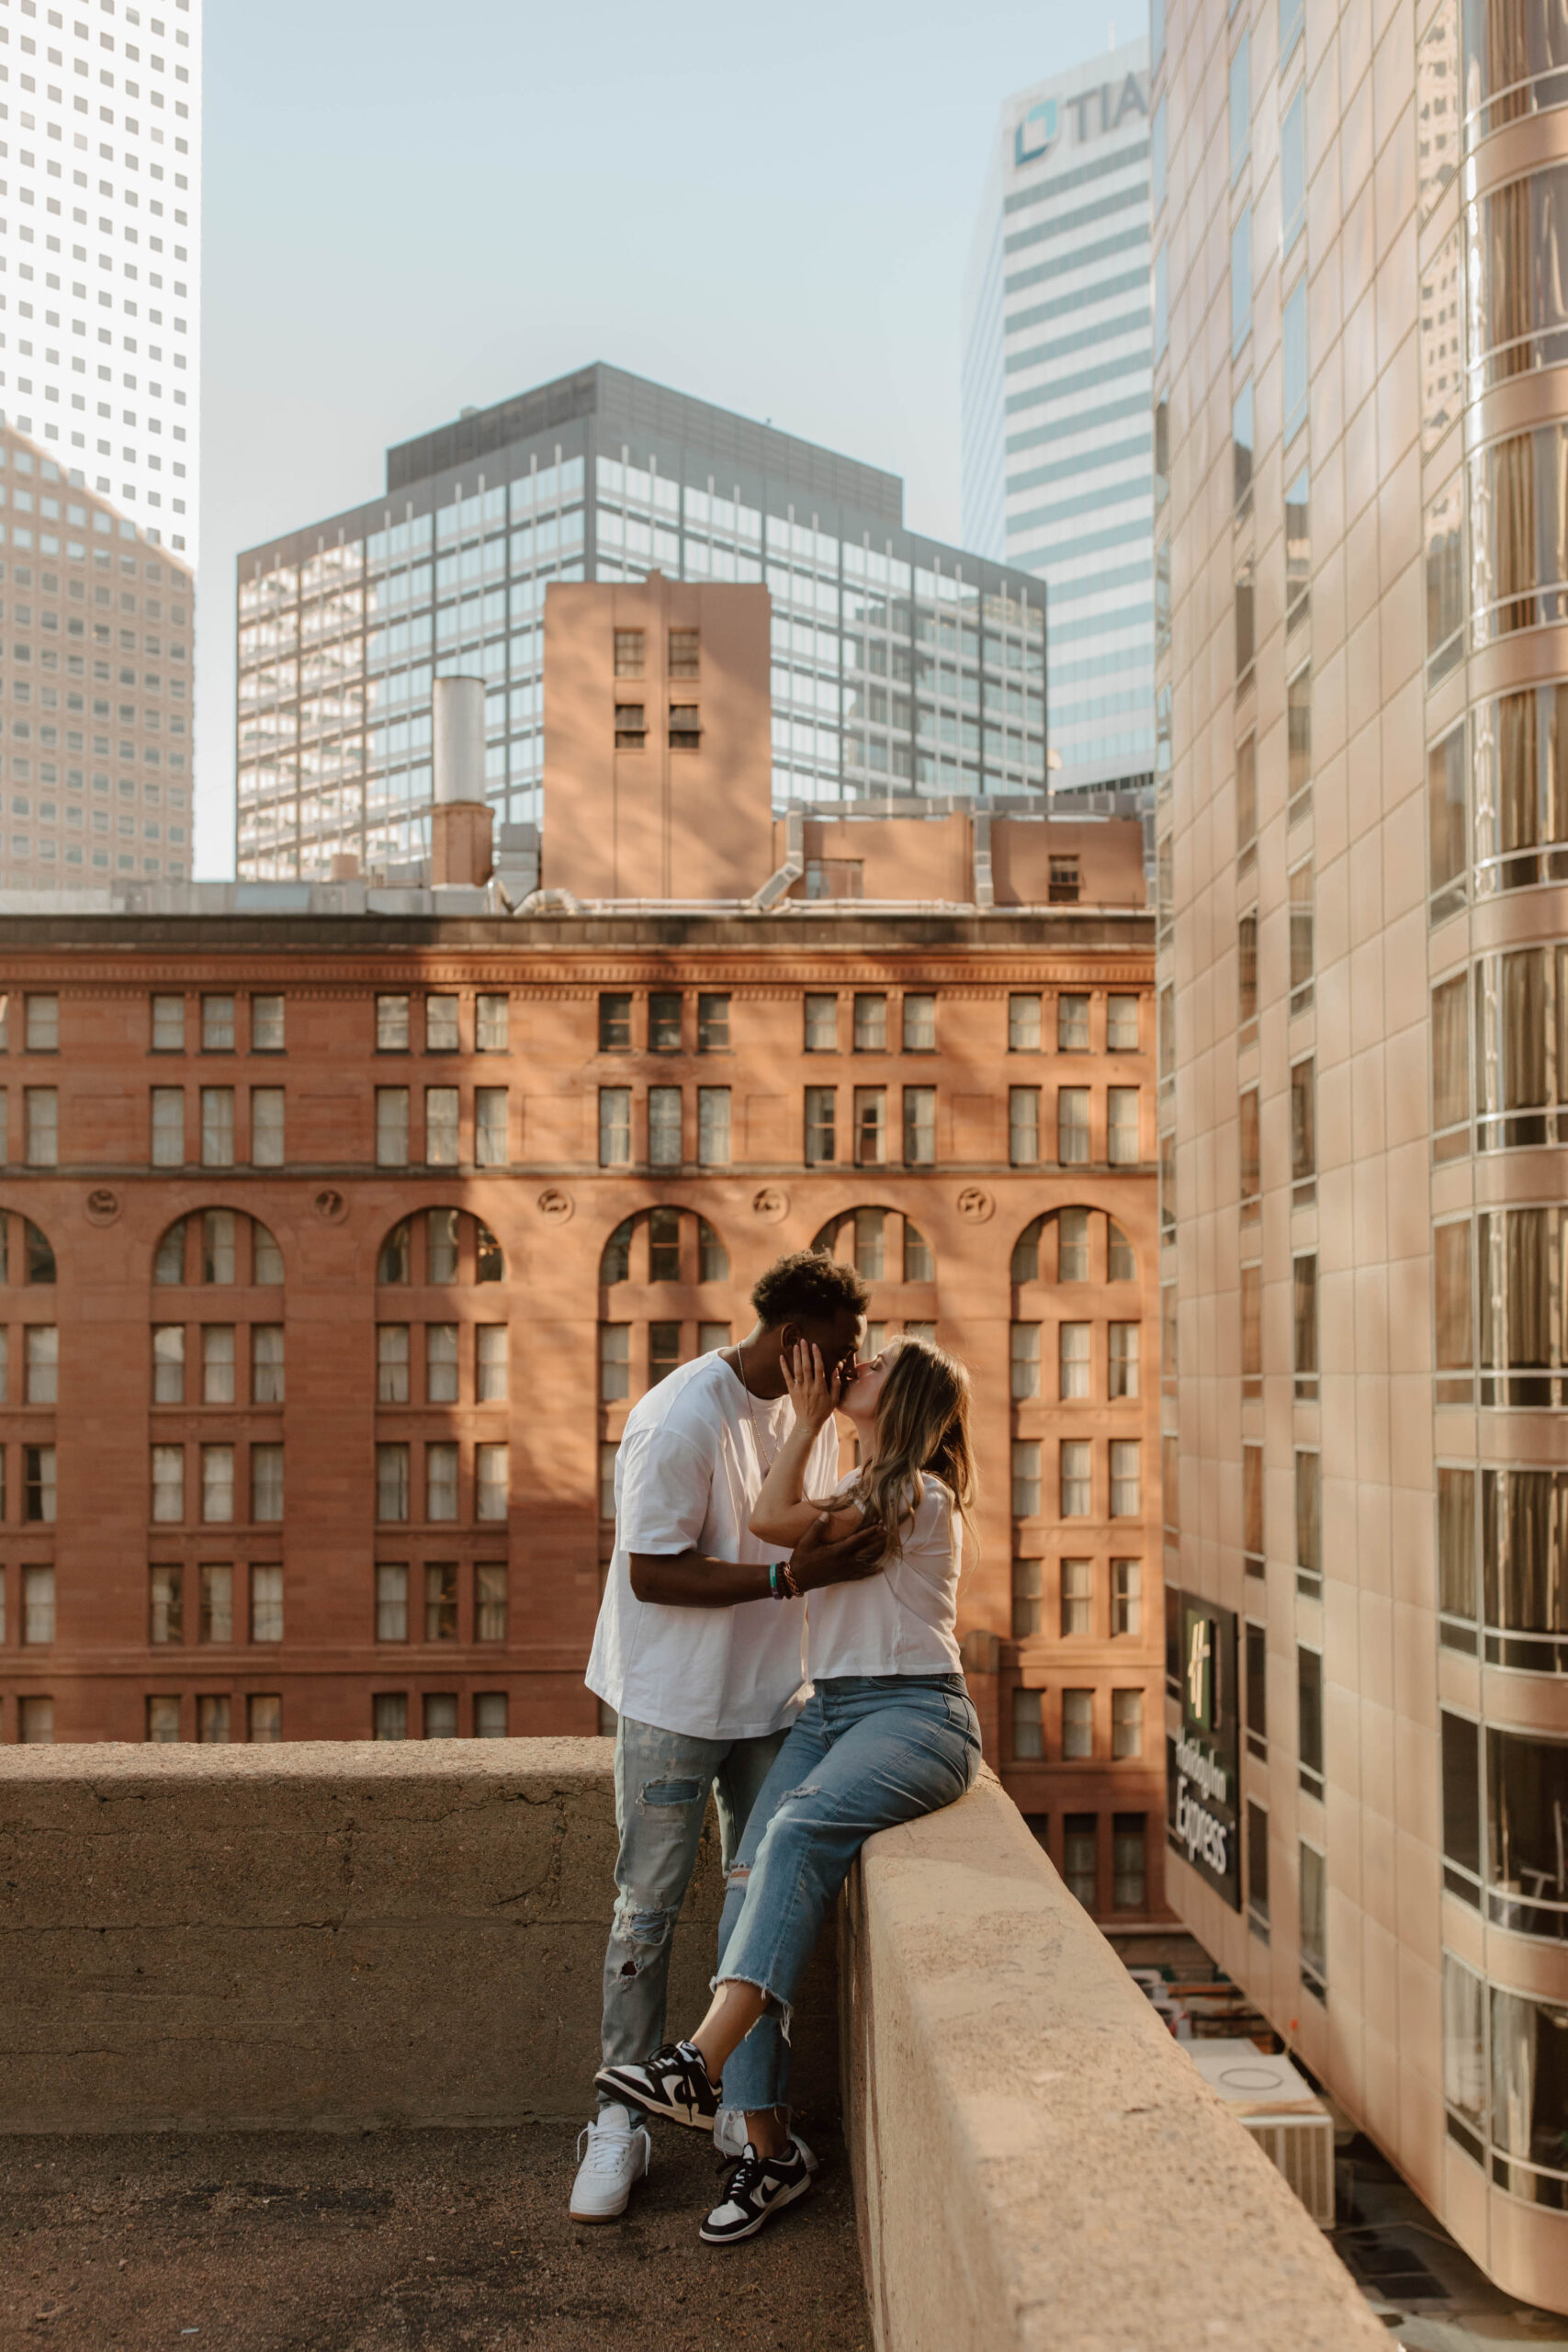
782, 1339, 841, 1430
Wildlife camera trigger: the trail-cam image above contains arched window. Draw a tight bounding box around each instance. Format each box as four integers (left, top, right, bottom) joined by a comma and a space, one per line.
812, 1205, 935, 1285
153, 1210, 282, 1286
0, 1211, 55, 1284
599, 1207, 728, 1289
377, 1207, 503, 1286
1011, 1207, 1136, 1288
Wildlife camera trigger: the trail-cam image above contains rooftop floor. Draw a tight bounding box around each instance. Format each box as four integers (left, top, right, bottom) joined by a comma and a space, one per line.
0, 2114, 867, 2352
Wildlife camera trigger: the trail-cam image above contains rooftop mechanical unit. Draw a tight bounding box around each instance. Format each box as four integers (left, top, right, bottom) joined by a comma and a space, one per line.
1185, 2038, 1337, 2228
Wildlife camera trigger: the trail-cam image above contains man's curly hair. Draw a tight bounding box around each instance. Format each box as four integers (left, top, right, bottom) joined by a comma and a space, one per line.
751, 1249, 871, 1328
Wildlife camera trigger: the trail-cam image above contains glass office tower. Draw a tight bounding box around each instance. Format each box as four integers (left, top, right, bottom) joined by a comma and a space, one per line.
236, 366, 1047, 881
962, 43, 1154, 801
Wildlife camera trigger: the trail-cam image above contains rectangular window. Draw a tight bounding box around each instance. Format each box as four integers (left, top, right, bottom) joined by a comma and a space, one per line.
1298, 1644, 1325, 1797
699, 1320, 731, 1354
1061, 1558, 1092, 1637
1110, 1439, 1141, 1518
1064, 1814, 1098, 1907
1112, 1814, 1147, 1911
375, 1563, 409, 1642
252, 995, 286, 1054
614, 628, 645, 677
1107, 1087, 1139, 1165
599, 992, 632, 1052
696, 993, 729, 1053
1299, 1839, 1326, 1996
1059, 1206, 1090, 1282
669, 626, 700, 678
1161, 1283, 1178, 1393
376, 994, 410, 1052
697, 1087, 731, 1166
1237, 1087, 1261, 1214
1012, 1686, 1045, 1760
201, 1324, 235, 1406
649, 1322, 682, 1385
1059, 1322, 1091, 1400
475, 993, 509, 1054
1011, 1557, 1042, 1638
149, 1563, 183, 1645
600, 1325, 631, 1408
373, 1693, 409, 1741
648, 1085, 682, 1168
25, 1088, 58, 1167
152, 1324, 186, 1405
249, 1695, 283, 1743
1009, 993, 1042, 1052
1428, 724, 1467, 914
152, 1443, 184, 1523
1106, 996, 1140, 1053
425, 1323, 459, 1405
1010, 1321, 1040, 1400
1111, 1689, 1144, 1759
1057, 1087, 1090, 1165
377, 1442, 410, 1522
1160, 1127, 1176, 1236
376, 1089, 410, 1168
201, 1443, 235, 1524
24, 1324, 58, 1406
425, 995, 459, 1054
649, 993, 682, 1052
1291, 1058, 1315, 1197
250, 1087, 285, 1167
600, 1439, 619, 1522
152, 993, 186, 1052
599, 1087, 631, 1168
1282, 274, 1309, 444
853, 993, 887, 1052
903, 993, 936, 1052
201, 996, 235, 1054
1010, 1086, 1040, 1166
424, 1560, 458, 1642
1244, 1442, 1264, 1567
668, 703, 700, 750
1233, 381, 1256, 523
1109, 1323, 1140, 1399
805, 1085, 836, 1166
251, 1430, 285, 1523
1062, 1690, 1094, 1759
1061, 1439, 1092, 1518
1057, 993, 1090, 1053
424, 1087, 459, 1166
853, 1087, 886, 1167
199, 1088, 234, 1169
475, 1562, 508, 1643
804, 994, 838, 1053
1295, 1449, 1322, 1590
250, 1564, 284, 1644
1247, 1801, 1270, 1930
1231, 204, 1252, 353
476, 1325, 507, 1403
1246, 1620, 1269, 1759
1050, 854, 1081, 904
151, 1085, 185, 1166
649, 1206, 681, 1282
377, 1326, 410, 1406
21, 1564, 54, 1644
902, 1085, 935, 1166
1111, 1558, 1141, 1636
476, 1442, 508, 1522
1235, 733, 1258, 854
475, 1087, 508, 1167
1289, 863, 1314, 1010
1293, 1255, 1319, 1399
1241, 1262, 1262, 1396
1235, 552, 1256, 683
426, 1442, 459, 1522
1238, 910, 1258, 1025
1012, 1438, 1042, 1520
1286, 490, 1311, 649
1280, 82, 1306, 248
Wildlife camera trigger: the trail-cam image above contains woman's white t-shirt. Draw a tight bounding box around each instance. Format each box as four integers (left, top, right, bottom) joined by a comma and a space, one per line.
805, 1470, 964, 1679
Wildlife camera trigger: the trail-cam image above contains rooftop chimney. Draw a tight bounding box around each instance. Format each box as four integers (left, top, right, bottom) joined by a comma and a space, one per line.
431, 674, 492, 888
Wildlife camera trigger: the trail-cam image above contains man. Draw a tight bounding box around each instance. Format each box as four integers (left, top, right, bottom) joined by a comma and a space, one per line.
570, 1248, 880, 2222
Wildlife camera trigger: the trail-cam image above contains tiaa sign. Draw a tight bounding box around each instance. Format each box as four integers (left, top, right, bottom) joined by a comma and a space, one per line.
1014, 97, 1059, 168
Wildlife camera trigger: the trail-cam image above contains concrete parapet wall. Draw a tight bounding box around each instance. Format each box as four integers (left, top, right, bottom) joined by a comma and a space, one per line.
0, 1737, 837, 2131
841, 1770, 1387, 2352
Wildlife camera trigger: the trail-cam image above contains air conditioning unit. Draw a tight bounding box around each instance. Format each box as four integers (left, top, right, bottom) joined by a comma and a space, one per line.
1186, 2037, 1337, 2227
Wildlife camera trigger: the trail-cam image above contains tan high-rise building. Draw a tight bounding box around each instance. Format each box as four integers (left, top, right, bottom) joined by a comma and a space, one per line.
1154, 0, 1566, 2307
0, 424, 194, 893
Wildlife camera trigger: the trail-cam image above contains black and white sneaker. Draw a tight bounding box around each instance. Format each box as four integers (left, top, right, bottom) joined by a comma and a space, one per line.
594, 2041, 720, 2132
699, 2140, 814, 2245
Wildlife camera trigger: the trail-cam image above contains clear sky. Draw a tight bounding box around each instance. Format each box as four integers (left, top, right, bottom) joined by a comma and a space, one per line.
195, 0, 1127, 876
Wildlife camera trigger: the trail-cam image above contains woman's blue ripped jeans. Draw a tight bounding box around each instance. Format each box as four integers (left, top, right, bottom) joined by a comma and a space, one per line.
716, 1673, 981, 2118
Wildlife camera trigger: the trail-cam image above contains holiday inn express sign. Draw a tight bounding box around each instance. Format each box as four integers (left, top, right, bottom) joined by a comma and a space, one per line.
1166, 1592, 1241, 1909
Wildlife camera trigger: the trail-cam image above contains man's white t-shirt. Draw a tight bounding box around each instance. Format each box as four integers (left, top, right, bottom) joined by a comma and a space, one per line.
586, 1351, 843, 1744
805, 1471, 964, 1679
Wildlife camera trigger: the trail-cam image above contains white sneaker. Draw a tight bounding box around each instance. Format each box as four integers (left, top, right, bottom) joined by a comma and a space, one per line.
570, 2104, 651, 2222
713, 2107, 817, 2174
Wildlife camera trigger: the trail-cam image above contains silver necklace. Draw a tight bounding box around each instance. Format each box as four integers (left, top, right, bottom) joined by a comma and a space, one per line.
726, 1343, 779, 1475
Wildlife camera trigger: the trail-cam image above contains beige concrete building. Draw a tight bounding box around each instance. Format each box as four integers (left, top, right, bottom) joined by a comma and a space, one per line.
1154, 0, 1567, 2307
0, 424, 193, 892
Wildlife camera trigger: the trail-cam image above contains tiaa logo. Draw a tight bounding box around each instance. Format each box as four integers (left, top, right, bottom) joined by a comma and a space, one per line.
1014, 96, 1059, 168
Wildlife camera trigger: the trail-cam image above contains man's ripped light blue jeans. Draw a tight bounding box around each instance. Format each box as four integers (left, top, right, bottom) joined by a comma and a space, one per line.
601, 1713, 789, 2118
716, 1672, 982, 2118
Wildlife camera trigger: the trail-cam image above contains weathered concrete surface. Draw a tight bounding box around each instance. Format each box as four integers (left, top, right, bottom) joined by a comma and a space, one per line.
0, 2115, 868, 2351
0, 1738, 837, 2131
840, 1768, 1388, 2352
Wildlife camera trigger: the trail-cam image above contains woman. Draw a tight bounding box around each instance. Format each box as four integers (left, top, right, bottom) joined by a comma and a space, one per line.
596, 1332, 982, 2244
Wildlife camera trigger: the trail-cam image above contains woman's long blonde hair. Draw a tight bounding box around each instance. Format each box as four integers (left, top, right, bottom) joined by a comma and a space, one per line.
842, 1335, 976, 1556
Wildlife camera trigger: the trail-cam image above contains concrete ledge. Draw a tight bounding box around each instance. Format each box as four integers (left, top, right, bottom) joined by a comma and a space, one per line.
840, 1769, 1386, 2352
0, 1737, 836, 2131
